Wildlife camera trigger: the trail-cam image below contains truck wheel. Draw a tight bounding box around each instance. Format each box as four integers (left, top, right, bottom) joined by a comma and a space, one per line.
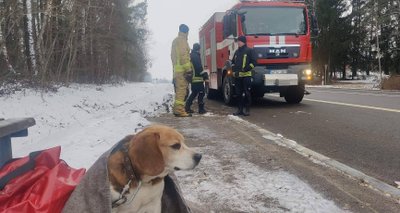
284, 85, 305, 104
223, 77, 234, 105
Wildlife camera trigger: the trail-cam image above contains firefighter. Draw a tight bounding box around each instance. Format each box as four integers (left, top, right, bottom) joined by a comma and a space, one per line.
171, 24, 192, 117
231, 35, 255, 116
185, 43, 209, 114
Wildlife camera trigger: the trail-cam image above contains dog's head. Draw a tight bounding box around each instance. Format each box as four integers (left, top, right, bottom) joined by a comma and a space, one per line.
129, 125, 201, 177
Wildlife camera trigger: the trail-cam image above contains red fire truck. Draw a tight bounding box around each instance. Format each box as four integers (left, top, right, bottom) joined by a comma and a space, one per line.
199, 0, 318, 104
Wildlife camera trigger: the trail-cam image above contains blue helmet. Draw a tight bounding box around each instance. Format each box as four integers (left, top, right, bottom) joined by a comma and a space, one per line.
179, 24, 189, 33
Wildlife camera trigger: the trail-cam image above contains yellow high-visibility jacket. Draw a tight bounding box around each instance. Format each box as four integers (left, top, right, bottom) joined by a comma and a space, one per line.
171, 32, 191, 73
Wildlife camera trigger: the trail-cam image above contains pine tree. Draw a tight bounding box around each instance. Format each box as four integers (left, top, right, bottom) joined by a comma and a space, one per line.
313, 0, 352, 81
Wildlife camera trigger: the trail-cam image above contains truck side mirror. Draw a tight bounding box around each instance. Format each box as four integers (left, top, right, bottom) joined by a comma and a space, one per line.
223, 15, 231, 38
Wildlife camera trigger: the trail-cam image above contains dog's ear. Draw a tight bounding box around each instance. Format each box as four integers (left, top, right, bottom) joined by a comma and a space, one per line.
131, 131, 164, 176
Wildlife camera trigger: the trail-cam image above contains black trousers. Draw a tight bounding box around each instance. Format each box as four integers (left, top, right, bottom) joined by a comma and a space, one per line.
186, 82, 205, 108
234, 77, 252, 110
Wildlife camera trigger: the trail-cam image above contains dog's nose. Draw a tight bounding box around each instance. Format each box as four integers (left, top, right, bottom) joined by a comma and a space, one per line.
193, 153, 202, 163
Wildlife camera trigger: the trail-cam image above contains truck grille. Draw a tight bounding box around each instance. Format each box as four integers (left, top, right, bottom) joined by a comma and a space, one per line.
266, 64, 289, 70
254, 46, 300, 59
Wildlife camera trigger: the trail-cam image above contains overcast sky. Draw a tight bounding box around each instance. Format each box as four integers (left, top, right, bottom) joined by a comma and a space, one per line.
147, 0, 239, 80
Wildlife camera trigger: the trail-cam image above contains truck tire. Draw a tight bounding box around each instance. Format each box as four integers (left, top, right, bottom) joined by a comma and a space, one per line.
222, 77, 234, 105
284, 84, 305, 104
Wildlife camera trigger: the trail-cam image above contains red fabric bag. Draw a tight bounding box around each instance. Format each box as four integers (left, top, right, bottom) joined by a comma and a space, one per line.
0, 146, 86, 213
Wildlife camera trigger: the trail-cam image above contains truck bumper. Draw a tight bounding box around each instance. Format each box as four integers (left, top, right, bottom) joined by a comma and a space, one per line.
252, 64, 311, 93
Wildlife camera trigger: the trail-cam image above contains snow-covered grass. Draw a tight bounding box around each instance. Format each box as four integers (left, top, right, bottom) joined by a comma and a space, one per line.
308, 72, 385, 90
1, 83, 174, 168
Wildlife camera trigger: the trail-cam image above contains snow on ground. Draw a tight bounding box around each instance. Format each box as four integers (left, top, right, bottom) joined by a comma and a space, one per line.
308, 72, 383, 90
1, 83, 174, 168
1, 82, 346, 212
177, 125, 346, 212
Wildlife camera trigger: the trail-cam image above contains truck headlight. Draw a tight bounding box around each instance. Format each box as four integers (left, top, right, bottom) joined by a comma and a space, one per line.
301, 69, 313, 81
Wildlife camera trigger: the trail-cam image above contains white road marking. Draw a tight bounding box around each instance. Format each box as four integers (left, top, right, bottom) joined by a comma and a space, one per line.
304, 98, 400, 113
266, 93, 400, 113
309, 89, 400, 97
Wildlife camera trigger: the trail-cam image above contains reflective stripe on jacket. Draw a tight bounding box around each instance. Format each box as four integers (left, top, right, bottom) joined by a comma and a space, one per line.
239, 71, 252, 77
232, 45, 255, 78
171, 32, 191, 73
192, 75, 204, 83
190, 50, 205, 83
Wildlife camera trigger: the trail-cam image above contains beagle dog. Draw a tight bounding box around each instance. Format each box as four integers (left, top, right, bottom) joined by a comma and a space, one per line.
108, 125, 202, 213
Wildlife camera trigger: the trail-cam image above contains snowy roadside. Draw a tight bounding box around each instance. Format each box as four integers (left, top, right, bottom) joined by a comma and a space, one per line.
307, 73, 382, 90
3, 82, 398, 212
1, 83, 174, 168
151, 115, 349, 213
307, 80, 379, 90
306, 83, 379, 90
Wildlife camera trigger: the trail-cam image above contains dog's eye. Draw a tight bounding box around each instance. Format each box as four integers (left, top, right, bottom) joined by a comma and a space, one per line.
171, 143, 181, 150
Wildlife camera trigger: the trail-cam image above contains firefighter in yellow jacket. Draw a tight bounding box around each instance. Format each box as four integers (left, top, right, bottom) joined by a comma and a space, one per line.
171, 24, 192, 117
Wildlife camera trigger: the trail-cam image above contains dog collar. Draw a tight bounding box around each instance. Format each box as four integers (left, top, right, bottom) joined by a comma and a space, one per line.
112, 178, 142, 208
112, 143, 142, 208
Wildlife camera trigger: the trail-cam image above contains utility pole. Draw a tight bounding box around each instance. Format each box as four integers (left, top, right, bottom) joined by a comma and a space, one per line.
375, 0, 382, 81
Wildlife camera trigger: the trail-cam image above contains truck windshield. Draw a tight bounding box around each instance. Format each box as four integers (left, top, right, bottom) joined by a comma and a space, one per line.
241, 7, 306, 36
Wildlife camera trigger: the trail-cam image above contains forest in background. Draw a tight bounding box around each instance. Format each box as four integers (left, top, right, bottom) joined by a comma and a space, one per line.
1, 0, 399, 86
309, 0, 400, 79
0, 0, 148, 85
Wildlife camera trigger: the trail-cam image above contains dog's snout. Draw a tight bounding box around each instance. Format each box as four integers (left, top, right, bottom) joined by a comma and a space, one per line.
193, 153, 202, 163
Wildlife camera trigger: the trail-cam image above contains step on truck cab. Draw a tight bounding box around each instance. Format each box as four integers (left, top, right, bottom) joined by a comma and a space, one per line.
199, 0, 318, 104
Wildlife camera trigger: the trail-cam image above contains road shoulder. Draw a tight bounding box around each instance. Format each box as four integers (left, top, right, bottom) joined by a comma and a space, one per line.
150, 114, 400, 213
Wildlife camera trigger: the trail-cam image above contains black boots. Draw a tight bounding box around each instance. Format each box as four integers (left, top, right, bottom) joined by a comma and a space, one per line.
233, 106, 250, 116
233, 110, 243, 116
243, 106, 250, 116
233, 106, 244, 116
185, 105, 194, 113
198, 104, 207, 114
186, 104, 207, 114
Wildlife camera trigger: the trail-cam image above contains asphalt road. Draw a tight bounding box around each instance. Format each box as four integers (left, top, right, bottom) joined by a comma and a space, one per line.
205, 87, 400, 186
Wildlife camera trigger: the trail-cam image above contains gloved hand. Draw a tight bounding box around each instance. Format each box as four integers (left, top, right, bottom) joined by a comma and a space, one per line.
184, 70, 193, 82
244, 65, 252, 72
234, 71, 239, 78
200, 71, 209, 81
232, 64, 239, 73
